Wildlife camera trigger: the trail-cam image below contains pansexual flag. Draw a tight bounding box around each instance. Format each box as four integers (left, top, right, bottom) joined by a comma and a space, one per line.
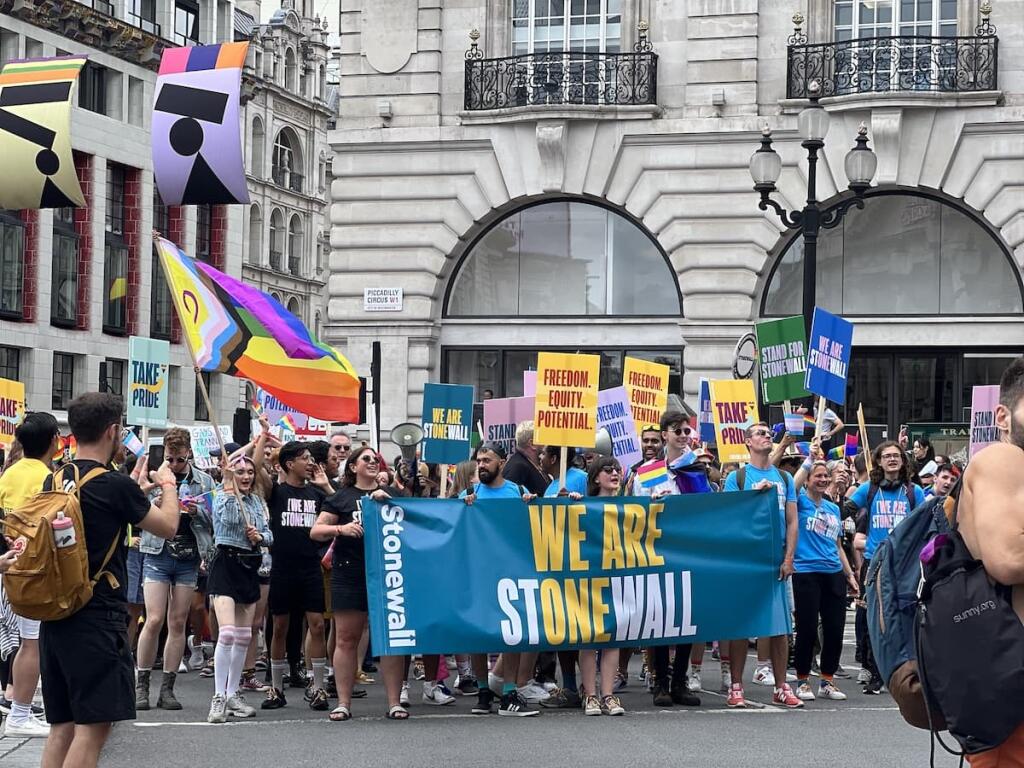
155, 237, 360, 421
636, 459, 668, 489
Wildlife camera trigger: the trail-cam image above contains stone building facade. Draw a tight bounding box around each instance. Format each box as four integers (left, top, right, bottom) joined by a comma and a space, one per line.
330, 0, 1023, 441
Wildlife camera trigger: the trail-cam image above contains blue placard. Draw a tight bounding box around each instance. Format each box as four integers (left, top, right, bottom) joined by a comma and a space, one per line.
421, 383, 475, 464
698, 377, 716, 444
127, 336, 170, 428
805, 308, 853, 405
363, 492, 790, 655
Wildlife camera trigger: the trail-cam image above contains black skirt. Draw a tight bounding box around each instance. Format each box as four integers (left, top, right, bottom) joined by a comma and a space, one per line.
330, 560, 369, 613
207, 546, 261, 605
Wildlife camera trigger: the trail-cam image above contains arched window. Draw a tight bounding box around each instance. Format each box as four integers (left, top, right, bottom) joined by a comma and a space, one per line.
284, 47, 297, 90
269, 208, 284, 270
762, 192, 1023, 317
287, 297, 301, 318
247, 204, 262, 266
272, 129, 303, 193
446, 200, 680, 317
270, 291, 282, 304
288, 214, 303, 276
251, 117, 264, 177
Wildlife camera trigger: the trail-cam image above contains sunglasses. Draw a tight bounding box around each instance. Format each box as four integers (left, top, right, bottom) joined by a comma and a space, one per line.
167, 456, 189, 465
358, 454, 379, 464
669, 426, 693, 436
600, 466, 620, 474
748, 429, 771, 437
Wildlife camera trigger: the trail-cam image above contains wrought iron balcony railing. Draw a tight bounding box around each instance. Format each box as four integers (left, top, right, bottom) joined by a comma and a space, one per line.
464, 27, 657, 111
787, 16, 997, 98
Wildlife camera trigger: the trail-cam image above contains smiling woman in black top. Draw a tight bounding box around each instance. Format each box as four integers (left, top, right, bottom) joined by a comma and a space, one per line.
311, 446, 406, 720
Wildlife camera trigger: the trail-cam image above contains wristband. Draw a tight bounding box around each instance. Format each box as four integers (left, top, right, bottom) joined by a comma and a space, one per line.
800, 459, 813, 472
160, 482, 177, 489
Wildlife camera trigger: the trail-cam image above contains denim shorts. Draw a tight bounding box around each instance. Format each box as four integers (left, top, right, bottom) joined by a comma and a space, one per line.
143, 548, 199, 588
126, 549, 146, 604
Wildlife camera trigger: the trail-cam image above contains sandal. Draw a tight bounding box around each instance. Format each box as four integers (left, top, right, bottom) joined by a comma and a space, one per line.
386, 704, 409, 720
329, 705, 351, 722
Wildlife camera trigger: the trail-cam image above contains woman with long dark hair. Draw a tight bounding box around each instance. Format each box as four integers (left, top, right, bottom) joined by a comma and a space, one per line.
850, 440, 925, 694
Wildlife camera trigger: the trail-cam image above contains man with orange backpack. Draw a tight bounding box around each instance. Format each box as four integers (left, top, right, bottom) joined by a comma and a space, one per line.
17, 393, 181, 768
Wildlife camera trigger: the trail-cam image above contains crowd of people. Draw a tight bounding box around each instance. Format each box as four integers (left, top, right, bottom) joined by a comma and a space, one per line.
0, 358, 1017, 766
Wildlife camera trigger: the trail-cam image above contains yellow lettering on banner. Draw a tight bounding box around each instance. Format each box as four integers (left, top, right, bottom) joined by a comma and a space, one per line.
565, 579, 592, 644
528, 505, 565, 572
568, 504, 589, 571
622, 504, 648, 568
646, 503, 665, 566
591, 577, 611, 642
540, 578, 567, 644
601, 504, 625, 570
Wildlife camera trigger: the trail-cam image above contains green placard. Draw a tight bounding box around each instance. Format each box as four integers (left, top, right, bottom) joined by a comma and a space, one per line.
755, 316, 809, 403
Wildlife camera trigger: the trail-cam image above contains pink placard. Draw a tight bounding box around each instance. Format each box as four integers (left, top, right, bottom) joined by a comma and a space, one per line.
523, 370, 537, 398
483, 396, 535, 457
969, 385, 1001, 457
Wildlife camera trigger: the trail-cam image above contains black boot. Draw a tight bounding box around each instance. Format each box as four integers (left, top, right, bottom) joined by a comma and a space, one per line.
157, 671, 182, 710
135, 669, 151, 711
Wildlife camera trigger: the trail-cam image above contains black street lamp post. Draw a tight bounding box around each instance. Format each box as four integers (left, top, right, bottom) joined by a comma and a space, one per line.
749, 81, 878, 337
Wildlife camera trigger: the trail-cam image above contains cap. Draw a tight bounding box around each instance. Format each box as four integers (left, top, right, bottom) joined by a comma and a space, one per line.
210, 442, 242, 458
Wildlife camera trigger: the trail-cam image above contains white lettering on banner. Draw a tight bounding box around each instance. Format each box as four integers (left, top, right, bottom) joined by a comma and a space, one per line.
496, 571, 696, 647
380, 504, 416, 647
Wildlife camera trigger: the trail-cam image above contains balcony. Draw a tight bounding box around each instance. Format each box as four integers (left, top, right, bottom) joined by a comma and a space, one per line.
269, 249, 282, 271
786, 15, 998, 101
288, 172, 304, 194
288, 256, 301, 276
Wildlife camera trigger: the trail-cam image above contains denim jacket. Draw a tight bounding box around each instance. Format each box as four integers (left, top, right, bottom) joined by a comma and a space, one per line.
212, 489, 273, 551
140, 465, 216, 560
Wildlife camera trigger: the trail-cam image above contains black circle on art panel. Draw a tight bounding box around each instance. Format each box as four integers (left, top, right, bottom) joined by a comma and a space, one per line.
169, 117, 204, 156
36, 148, 59, 175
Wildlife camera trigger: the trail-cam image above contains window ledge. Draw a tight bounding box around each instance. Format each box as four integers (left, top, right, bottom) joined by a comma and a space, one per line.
459, 103, 662, 125
779, 90, 1003, 114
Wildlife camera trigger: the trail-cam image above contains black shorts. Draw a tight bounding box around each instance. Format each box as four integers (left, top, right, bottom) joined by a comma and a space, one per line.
40, 607, 135, 725
268, 563, 324, 616
207, 547, 261, 605
330, 562, 369, 613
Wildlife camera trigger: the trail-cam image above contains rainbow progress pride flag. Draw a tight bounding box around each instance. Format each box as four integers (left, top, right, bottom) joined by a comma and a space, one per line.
155, 237, 360, 421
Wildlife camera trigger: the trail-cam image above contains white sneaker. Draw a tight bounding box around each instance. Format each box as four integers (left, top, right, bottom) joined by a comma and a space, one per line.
719, 660, 731, 693
687, 665, 702, 692
422, 682, 455, 706
487, 671, 504, 695
178, 659, 189, 674
187, 634, 204, 670
541, 680, 558, 692
225, 693, 256, 718
819, 680, 848, 700
517, 680, 551, 703
3, 715, 50, 737
796, 682, 816, 701
207, 694, 227, 724
400, 681, 410, 707
857, 667, 872, 684
786, 670, 798, 683
751, 664, 775, 687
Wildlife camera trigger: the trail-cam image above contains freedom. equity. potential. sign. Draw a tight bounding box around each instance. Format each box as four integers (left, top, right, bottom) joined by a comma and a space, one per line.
362, 492, 789, 655
534, 352, 600, 448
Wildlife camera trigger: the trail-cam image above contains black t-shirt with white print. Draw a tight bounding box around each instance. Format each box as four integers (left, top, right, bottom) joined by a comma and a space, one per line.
267, 481, 325, 567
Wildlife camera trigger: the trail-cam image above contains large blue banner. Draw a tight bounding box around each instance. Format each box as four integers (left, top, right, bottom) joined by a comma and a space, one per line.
804, 307, 853, 405
363, 492, 790, 655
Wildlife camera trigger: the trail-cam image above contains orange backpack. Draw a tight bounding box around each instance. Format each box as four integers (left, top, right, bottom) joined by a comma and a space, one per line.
2, 464, 119, 621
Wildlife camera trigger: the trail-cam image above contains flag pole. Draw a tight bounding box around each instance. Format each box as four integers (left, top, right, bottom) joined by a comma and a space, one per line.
153, 231, 251, 525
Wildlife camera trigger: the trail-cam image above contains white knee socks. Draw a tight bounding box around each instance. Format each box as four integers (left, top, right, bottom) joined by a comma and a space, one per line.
214, 625, 236, 697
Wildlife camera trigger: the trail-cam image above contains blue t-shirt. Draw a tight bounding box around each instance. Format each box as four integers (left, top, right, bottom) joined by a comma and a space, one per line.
723, 464, 796, 541
794, 489, 843, 573
544, 467, 588, 498
850, 481, 926, 560
459, 479, 525, 500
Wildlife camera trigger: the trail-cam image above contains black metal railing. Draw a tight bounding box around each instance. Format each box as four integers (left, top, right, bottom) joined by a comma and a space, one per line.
269, 249, 282, 270
787, 27, 997, 98
464, 27, 657, 111
288, 257, 301, 276
126, 11, 161, 37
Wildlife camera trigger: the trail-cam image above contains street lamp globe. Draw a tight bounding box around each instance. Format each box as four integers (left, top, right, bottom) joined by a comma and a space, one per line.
845, 122, 877, 194
750, 125, 782, 190
797, 80, 829, 141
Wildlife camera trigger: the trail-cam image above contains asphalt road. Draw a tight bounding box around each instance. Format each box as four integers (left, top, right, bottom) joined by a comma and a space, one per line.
1, 616, 966, 768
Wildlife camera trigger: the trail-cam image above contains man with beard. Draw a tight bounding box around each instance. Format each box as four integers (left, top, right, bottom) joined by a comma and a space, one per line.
622, 426, 664, 494
38, 393, 179, 768
954, 356, 1024, 766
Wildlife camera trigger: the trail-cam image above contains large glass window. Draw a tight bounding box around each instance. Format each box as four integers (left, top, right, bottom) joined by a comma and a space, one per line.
194, 370, 211, 421
102, 358, 126, 398
52, 352, 75, 410
0, 210, 25, 319
104, 164, 128, 335
833, 0, 958, 40
51, 208, 78, 327
763, 194, 1023, 317
151, 193, 172, 339
513, 0, 622, 54
196, 204, 212, 261
447, 201, 679, 317
0, 346, 20, 381
174, 0, 200, 46
445, 348, 682, 400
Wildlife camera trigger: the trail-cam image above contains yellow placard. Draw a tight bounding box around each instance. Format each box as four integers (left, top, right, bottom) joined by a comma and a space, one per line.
0, 377, 26, 449
534, 352, 601, 448
709, 379, 759, 463
623, 356, 670, 430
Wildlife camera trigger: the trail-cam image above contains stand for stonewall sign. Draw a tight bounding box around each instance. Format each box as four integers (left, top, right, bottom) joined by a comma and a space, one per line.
0, 377, 25, 449
755, 316, 809, 404
623, 357, 669, 430
483, 396, 535, 458
969, 385, 1001, 457
534, 352, 601, 490
709, 379, 759, 463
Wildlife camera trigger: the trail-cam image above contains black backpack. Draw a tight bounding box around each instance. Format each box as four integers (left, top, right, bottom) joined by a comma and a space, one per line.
915, 489, 1024, 759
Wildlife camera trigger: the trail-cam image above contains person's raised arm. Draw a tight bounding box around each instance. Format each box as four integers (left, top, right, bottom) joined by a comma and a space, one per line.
781, 498, 797, 580
963, 443, 1024, 586
136, 461, 179, 540
828, 415, 845, 438
769, 434, 795, 467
